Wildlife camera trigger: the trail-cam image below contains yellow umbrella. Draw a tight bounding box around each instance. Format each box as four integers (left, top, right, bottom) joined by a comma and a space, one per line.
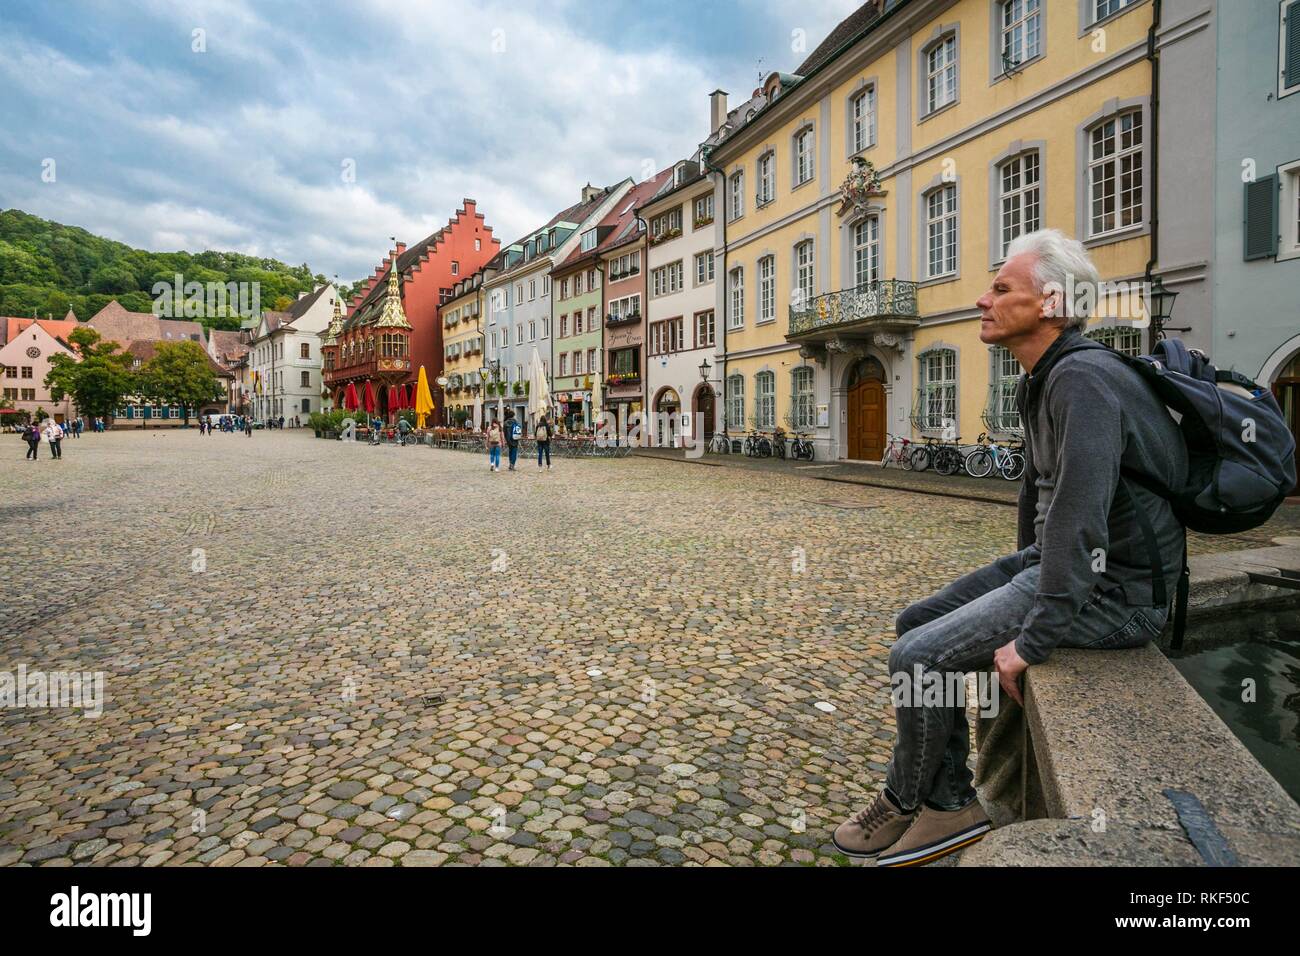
414, 365, 435, 428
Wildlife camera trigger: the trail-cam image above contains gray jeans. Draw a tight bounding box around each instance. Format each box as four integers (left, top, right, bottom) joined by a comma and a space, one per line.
884, 547, 1168, 811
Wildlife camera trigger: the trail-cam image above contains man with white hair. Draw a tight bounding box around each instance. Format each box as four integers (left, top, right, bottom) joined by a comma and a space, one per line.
834, 229, 1187, 866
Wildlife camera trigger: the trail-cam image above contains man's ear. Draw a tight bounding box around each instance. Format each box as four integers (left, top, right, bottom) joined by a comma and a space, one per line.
1040, 288, 1059, 319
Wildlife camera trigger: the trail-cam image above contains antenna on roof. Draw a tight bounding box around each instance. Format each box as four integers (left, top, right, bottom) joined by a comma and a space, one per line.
756, 56, 765, 84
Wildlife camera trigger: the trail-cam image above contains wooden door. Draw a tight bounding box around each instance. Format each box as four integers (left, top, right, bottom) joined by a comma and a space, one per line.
696, 388, 715, 442
1276, 380, 1299, 495
848, 380, 885, 460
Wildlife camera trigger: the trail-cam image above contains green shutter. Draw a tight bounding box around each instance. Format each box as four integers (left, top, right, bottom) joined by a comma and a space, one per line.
1286, 0, 1300, 91
1243, 174, 1278, 261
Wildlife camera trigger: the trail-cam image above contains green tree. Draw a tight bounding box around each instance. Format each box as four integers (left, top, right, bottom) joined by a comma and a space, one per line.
44, 327, 137, 422
138, 340, 222, 425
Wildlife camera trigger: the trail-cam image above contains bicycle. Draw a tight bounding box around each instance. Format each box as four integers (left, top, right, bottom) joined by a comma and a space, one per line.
709, 433, 731, 454
881, 433, 914, 470
998, 438, 1026, 481
913, 435, 964, 476
790, 431, 815, 461
770, 427, 787, 460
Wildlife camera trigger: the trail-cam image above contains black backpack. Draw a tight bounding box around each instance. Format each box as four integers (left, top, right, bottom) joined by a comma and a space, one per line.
1054, 337, 1296, 646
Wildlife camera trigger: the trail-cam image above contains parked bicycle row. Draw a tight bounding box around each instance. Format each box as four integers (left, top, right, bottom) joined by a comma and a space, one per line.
708, 425, 816, 461
880, 432, 1026, 481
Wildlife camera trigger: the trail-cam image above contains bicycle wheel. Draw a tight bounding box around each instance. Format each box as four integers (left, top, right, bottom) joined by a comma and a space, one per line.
934, 447, 961, 477
900, 445, 913, 470
909, 446, 932, 471
758, 438, 771, 458
964, 448, 994, 479
1000, 451, 1026, 481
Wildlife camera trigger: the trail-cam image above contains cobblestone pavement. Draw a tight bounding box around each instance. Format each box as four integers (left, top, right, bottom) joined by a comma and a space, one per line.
1, 430, 1293, 867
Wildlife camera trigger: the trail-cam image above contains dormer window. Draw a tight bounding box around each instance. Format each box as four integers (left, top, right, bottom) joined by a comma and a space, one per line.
580, 229, 597, 252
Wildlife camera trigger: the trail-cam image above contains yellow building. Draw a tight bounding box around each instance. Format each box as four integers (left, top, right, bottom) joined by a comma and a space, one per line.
441, 272, 487, 427
707, 0, 1154, 460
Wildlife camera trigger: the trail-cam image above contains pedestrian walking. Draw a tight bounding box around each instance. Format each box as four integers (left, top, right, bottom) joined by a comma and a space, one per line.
535, 414, 553, 471
24, 422, 40, 459
486, 420, 503, 471
504, 411, 520, 471
43, 419, 64, 459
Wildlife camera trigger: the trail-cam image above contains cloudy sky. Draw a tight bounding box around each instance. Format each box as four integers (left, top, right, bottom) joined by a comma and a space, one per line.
0, 0, 859, 284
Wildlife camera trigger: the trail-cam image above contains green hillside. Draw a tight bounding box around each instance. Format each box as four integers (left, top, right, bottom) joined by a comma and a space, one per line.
0, 208, 328, 329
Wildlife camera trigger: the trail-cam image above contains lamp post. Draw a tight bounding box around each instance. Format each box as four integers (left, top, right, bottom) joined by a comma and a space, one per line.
1144, 273, 1187, 351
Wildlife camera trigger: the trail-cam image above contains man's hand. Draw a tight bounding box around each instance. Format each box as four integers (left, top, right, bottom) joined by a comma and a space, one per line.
994, 640, 1030, 707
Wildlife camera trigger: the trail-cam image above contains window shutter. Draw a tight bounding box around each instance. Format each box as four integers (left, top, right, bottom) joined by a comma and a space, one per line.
1287, 1, 1300, 91
1243, 174, 1279, 260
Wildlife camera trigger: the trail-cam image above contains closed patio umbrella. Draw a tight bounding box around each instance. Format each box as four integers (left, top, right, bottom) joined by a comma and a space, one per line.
414, 366, 434, 429
344, 382, 360, 412
528, 345, 552, 425
364, 380, 377, 418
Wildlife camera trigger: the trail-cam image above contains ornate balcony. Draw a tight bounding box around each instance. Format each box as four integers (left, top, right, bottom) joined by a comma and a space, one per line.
787, 281, 919, 362
605, 311, 641, 327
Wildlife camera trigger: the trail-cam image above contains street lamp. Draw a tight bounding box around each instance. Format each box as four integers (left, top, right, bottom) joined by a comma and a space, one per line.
1145, 273, 1187, 349
699, 357, 712, 382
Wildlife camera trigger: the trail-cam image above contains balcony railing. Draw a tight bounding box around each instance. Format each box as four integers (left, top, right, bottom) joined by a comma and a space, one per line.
787, 280, 919, 338
605, 311, 641, 327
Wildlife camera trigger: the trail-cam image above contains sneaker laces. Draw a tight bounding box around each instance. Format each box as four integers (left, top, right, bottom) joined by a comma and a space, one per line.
852, 795, 896, 833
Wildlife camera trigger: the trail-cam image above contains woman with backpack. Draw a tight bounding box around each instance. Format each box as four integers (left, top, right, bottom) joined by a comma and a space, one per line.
24, 421, 41, 460
535, 414, 553, 471
486, 420, 503, 472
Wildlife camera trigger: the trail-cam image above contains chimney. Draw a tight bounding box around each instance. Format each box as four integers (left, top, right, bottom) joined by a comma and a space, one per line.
710, 89, 728, 133
581, 183, 602, 203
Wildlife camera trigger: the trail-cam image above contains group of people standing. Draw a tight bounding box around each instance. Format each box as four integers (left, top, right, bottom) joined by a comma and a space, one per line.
484, 411, 554, 472
21, 418, 77, 459
200, 416, 253, 436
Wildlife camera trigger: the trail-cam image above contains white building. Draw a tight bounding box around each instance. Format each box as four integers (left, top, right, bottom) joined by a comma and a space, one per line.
640, 160, 720, 448
247, 284, 336, 424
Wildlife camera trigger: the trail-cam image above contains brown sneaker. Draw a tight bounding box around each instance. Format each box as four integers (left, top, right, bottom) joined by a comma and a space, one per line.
876, 798, 991, 867
831, 791, 917, 859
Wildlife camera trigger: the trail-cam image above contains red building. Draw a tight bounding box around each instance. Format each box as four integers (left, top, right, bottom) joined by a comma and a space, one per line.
330, 200, 500, 407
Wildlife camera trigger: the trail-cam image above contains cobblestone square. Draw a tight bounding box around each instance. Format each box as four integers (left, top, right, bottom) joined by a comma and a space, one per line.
0, 430, 1274, 867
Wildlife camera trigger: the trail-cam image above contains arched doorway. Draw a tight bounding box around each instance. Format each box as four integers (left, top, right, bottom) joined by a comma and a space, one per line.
846, 356, 886, 461
692, 384, 716, 444
1268, 348, 1300, 495
655, 387, 680, 447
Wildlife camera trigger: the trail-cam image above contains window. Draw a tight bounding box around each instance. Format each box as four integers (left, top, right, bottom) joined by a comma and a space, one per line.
728, 171, 745, 221
851, 86, 876, 153
1281, 0, 1300, 97
587, 306, 596, 331
587, 349, 597, 374
1000, 0, 1041, 68
728, 267, 745, 329
611, 347, 638, 375
475, 239, 481, 251
560, 314, 568, 338
515, 324, 524, 345
726, 374, 745, 431
757, 152, 775, 205
794, 128, 815, 186
574, 273, 583, 295
694, 194, 714, 225
302, 399, 311, 413
451, 260, 459, 276
300, 342, 310, 359
21, 366, 33, 378
515, 364, 523, 383
792, 367, 815, 429
926, 35, 958, 114
300, 370, 310, 387
652, 261, 684, 297
1277, 160, 1300, 260
1086, 326, 1142, 356
560, 278, 569, 300
574, 351, 584, 375
754, 370, 775, 429
919, 349, 957, 431
542, 316, 550, 338
987, 346, 1021, 432
854, 216, 880, 290
581, 229, 597, 251
542, 276, 550, 297
999, 151, 1040, 259
529, 280, 536, 301
560, 353, 569, 376
795, 241, 815, 308
926, 185, 958, 278
574, 311, 583, 335
588, 268, 598, 289
529, 320, 536, 341
695, 251, 715, 285
1092, 0, 1136, 23
516, 284, 523, 303
21, 388, 35, 402
651, 207, 682, 240
695, 310, 715, 348
758, 256, 776, 323
1087, 110, 1143, 237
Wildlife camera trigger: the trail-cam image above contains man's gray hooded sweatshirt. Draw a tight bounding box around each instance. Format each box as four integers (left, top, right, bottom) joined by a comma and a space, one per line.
1012, 326, 1187, 664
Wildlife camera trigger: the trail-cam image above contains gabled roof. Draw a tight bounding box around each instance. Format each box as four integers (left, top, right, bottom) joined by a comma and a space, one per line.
493, 185, 624, 280
88, 301, 162, 346
282, 284, 332, 324
4, 316, 82, 347
124, 339, 234, 379
209, 329, 251, 363
555, 171, 674, 271
0, 319, 77, 360
795, 0, 887, 77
